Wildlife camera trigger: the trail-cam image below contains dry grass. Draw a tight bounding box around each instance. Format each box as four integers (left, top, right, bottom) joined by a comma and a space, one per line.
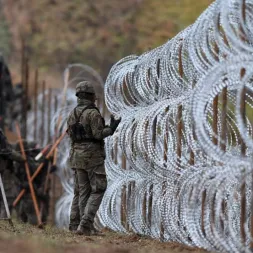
0, 220, 209, 253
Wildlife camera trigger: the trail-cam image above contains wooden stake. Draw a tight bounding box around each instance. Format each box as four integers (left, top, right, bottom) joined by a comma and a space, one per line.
21, 39, 25, 136
50, 96, 58, 223
55, 70, 69, 136
51, 71, 69, 180
201, 190, 206, 236
148, 116, 156, 229
177, 105, 183, 165
212, 96, 219, 146
240, 83, 247, 244
15, 123, 42, 226
22, 55, 29, 138
240, 3, 248, 244
47, 88, 52, 143
148, 184, 153, 229
13, 131, 66, 207
189, 147, 195, 165
121, 154, 127, 229
240, 0, 247, 41
240, 86, 246, 156
41, 81, 46, 146
251, 173, 253, 250
114, 142, 118, 165
127, 181, 131, 231
34, 69, 39, 141
142, 191, 147, 232
161, 108, 169, 240
221, 87, 227, 152
54, 95, 58, 131
40, 87, 52, 221
220, 86, 228, 232
0, 57, 6, 130
207, 95, 219, 235
177, 43, 183, 166
25, 58, 29, 138
241, 182, 246, 245
121, 184, 127, 229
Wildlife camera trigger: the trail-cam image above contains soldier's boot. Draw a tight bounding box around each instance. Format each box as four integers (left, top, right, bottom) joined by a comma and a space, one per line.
75, 224, 91, 236
69, 224, 79, 232
90, 223, 104, 236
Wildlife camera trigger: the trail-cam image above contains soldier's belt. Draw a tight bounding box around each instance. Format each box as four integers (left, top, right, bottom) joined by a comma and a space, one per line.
73, 138, 103, 144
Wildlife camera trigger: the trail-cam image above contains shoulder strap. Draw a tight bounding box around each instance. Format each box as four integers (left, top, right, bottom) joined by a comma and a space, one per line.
73, 107, 78, 121
76, 104, 100, 123
86, 105, 100, 113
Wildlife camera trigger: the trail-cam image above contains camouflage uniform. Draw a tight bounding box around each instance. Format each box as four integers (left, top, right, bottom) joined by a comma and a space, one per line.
67, 81, 115, 233
0, 129, 24, 218
15, 142, 50, 224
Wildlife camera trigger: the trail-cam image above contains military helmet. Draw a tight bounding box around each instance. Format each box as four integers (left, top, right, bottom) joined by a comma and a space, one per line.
76, 81, 95, 96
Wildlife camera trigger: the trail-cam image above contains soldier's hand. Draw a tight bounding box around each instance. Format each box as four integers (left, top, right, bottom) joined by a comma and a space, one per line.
110, 115, 121, 134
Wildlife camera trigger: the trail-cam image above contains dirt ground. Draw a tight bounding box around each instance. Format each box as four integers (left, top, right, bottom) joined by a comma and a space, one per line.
0, 221, 208, 253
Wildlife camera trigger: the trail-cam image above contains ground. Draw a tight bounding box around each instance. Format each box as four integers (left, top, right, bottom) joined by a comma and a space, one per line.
0, 220, 208, 253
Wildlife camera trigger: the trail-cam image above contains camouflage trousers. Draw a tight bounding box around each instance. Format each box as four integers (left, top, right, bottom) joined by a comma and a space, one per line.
69, 165, 107, 230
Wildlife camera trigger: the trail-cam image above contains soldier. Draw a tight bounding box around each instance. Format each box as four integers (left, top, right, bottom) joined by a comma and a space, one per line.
67, 80, 120, 235
0, 128, 24, 217
15, 141, 50, 224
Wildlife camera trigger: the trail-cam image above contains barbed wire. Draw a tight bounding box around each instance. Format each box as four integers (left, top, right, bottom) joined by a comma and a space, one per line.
14, 1, 253, 251
97, 0, 253, 252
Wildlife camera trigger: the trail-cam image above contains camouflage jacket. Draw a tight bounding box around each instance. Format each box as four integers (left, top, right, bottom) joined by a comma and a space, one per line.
67, 98, 112, 170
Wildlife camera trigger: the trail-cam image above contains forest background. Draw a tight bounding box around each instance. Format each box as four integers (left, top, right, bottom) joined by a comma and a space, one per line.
0, 0, 212, 82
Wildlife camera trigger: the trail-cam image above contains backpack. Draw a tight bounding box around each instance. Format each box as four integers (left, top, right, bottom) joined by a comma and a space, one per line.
68, 105, 100, 143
